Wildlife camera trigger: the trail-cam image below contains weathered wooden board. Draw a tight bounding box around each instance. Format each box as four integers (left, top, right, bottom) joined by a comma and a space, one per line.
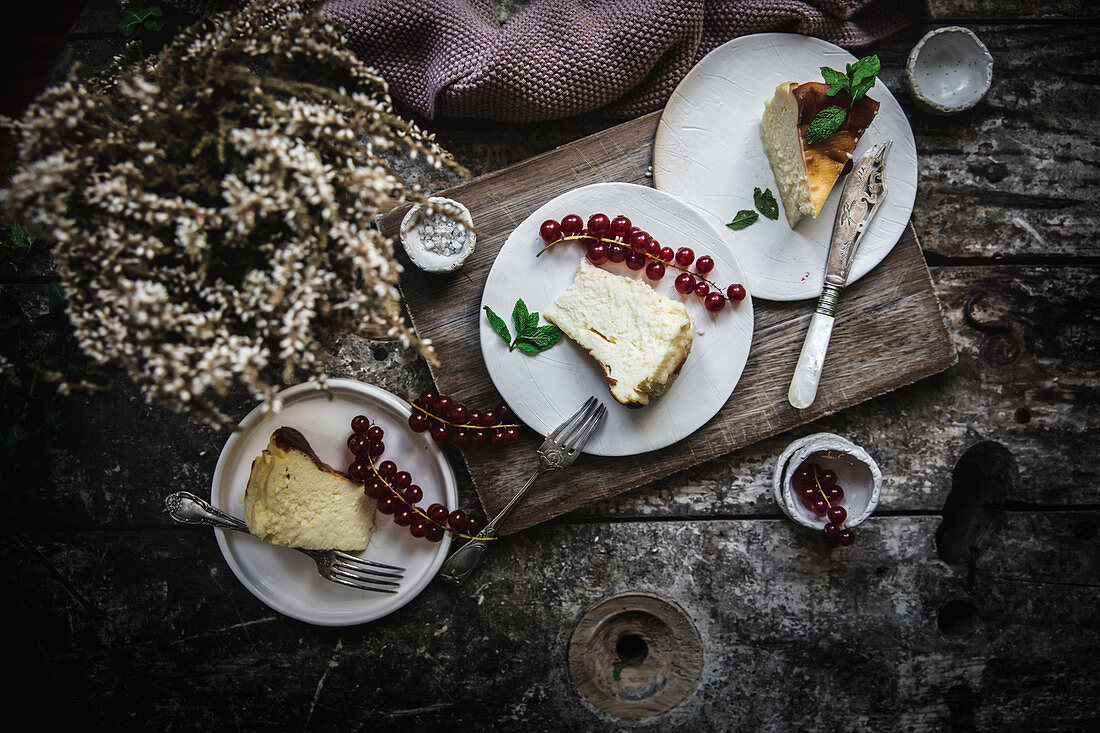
378, 113, 957, 534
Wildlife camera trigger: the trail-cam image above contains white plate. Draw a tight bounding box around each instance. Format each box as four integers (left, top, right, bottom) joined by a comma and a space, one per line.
653, 33, 918, 301
210, 379, 456, 626
480, 182, 754, 457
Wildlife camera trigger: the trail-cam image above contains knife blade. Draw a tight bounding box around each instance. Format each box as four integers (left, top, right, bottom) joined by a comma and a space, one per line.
788, 140, 892, 409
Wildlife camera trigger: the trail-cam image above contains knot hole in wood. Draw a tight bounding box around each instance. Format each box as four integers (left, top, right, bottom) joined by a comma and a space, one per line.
568, 592, 702, 722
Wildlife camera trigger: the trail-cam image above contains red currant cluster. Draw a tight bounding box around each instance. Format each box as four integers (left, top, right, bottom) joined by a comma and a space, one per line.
407, 390, 520, 448
538, 213, 747, 312
346, 415, 487, 542
792, 456, 855, 547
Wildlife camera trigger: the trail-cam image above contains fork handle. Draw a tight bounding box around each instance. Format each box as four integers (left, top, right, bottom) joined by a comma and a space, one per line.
165, 491, 250, 533
438, 465, 547, 585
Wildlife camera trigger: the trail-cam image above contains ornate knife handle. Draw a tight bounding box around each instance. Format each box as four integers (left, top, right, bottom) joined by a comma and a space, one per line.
165, 491, 249, 533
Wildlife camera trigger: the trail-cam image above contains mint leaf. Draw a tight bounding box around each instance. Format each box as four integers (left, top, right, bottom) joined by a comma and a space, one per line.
516, 324, 563, 351
726, 209, 759, 230
820, 66, 848, 96
9, 221, 35, 252
526, 311, 540, 333
118, 6, 164, 37
512, 298, 531, 337
848, 55, 881, 93
806, 105, 848, 144
753, 188, 779, 221
483, 306, 511, 348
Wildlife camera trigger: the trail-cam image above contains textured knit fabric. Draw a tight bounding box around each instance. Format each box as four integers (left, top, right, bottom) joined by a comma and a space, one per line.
167, 0, 932, 122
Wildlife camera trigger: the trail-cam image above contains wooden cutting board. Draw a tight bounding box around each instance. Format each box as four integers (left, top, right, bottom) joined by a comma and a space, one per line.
378, 111, 956, 534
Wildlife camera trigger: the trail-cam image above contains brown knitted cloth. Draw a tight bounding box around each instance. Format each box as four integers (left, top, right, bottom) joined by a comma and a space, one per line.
168, 0, 931, 121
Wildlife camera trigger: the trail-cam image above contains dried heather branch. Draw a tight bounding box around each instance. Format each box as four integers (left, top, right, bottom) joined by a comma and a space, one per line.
1, 0, 467, 427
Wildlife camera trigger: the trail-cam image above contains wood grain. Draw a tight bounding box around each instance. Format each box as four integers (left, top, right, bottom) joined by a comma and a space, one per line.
378, 113, 957, 533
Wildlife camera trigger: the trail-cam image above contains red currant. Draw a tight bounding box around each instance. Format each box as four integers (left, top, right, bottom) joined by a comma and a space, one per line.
608, 243, 627, 263
448, 510, 468, 531
799, 486, 818, 505
392, 471, 412, 490
491, 429, 506, 447
433, 395, 451, 415
645, 261, 665, 280
365, 425, 384, 442
393, 509, 413, 527
694, 281, 710, 297
467, 410, 482, 426
812, 498, 829, 515
466, 516, 482, 534
827, 506, 847, 524
648, 240, 662, 256
418, 390, 437, 407
378, 460, 397, 479
409, 519, 428, 538
502, 427, 519, 444
704, 292, 726, 312
629, 230, 651, 252
407, 407, 426, 431
348, 433, 371, 457
365, 478, 386, 499
726, 283, 746, 302
587, 243, 609, 265
471, 430, 489, 448
824, 522, 841, 539
347, 461, 369, 482
839, 529, 856, 546
792, 467, 813, 488
560, 214, 584, 236
351, 415, 370, 434
674, 272, 697, 294
818, 468, 837, 488
625, 252, 645, 270
658, 246, 674, 262
608, 215, 631, 238
425, 525, 445, 542
496, 403, 513, 423
377, 495, 399, 514
539, 219, 561, 243
827, 486, 844, 503
696, 255, 714, 274
587, 213, 610, 237
449, 403, 469, 425
403, 484, 423, 504
451, 429, 469, 447
427, 503, 448, 523
368, 440, 385, 458
478, 409, 496, 427
431, 423, 450, 443
675, 247, 695, 267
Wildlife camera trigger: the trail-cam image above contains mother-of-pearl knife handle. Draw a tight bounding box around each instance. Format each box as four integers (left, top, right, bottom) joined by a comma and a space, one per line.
788, 284, 839, 409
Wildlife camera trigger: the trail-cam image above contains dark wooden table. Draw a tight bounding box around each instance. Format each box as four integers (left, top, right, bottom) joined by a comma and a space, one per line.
3, 1, 1098, 729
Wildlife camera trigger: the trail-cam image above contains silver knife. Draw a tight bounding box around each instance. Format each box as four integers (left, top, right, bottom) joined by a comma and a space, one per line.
788, 140, 891, 409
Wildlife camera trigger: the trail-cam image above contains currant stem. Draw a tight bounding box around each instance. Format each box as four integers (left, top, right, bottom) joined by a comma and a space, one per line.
538, 234, 735, 300
366, 452, 494, 542
406, 399, 520, 430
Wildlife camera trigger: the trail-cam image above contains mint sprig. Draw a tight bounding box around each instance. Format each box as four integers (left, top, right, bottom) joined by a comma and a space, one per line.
805, 55, 880, 144
726, 209, 758, 230
753, 187, 779, 221
118, 6, 165, 37
484, 299, 562, 354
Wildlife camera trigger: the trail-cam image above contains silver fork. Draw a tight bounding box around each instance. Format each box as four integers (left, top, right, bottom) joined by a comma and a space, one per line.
164, 491, 404, 594
439, 395, 607, 585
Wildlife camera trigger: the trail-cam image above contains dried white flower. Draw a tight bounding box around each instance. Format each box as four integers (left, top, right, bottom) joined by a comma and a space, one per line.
1, 0, 466, 427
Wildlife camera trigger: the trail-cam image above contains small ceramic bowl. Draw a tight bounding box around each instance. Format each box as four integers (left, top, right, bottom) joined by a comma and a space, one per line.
772, 432, 882, 530
399, 197, 476, 273
905, 26, 993, 115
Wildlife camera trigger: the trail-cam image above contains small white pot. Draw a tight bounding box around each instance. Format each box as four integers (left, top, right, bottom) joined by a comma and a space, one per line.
905, 26, 994, 115
400, 196, 476, 273
772, 432, 882, 530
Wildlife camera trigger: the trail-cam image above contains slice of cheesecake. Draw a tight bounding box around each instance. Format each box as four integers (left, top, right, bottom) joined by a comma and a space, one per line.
243, 427, 376, 551
544, 260, 693, 407
760, 81, 879, 227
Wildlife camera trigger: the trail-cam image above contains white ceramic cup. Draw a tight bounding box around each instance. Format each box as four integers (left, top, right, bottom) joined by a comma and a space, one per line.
772, 432, 882, 530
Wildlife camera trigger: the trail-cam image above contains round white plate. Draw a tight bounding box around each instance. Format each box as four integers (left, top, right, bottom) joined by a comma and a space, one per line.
653, 33, 918, 301
210, 379, 456, 626
480, 182, 754, 457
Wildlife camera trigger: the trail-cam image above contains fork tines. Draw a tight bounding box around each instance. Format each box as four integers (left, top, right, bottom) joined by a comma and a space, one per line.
549, 396, 606, 452
333, 550, 405, 573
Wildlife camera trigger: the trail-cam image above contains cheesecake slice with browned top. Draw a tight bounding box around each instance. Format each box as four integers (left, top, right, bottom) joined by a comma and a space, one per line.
761, 82, 879, 227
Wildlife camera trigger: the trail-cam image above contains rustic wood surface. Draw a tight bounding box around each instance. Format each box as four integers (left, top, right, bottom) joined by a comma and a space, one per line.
2, 0, 1098, 730
376, 118, 957, 533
